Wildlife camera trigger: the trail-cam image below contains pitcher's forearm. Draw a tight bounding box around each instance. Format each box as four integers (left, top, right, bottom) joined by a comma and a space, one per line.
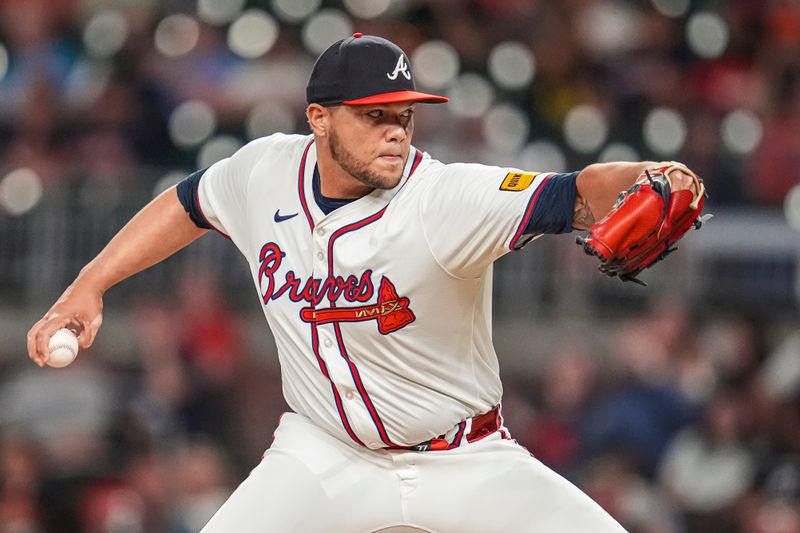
574, 162, 654, 229
573, 161, 701, 230
76, 186, 208, 293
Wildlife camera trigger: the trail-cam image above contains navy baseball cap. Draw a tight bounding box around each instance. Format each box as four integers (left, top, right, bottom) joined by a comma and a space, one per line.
306, 33, 448, 106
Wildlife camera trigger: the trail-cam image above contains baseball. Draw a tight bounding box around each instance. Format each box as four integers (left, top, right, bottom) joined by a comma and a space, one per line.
47, 328, 79, 368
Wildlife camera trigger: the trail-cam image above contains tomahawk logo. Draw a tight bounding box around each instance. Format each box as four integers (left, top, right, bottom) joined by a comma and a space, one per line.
387, 54, 411, 81
300, 277, 416, 335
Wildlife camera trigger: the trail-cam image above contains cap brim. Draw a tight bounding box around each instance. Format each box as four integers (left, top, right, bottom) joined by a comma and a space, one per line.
342, 90, 448, 105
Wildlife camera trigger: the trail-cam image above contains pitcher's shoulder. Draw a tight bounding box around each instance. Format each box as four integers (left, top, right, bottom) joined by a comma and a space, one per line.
408, 150, 446, 182
243, 133, 313, 158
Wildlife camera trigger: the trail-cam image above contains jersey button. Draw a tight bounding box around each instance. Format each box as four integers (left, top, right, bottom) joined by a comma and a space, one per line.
324, 338, 333, 347
345, 391, 354, 399
318, 228, 326, 236
316, 251, 324, 260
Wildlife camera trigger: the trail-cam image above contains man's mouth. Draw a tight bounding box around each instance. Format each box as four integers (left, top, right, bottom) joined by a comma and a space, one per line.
378, 154, 402, 163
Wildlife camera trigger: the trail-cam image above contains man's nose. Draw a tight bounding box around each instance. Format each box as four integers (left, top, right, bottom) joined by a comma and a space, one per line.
385, 122, 407, 143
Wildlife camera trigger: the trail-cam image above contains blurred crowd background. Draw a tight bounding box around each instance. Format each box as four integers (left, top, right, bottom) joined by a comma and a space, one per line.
1, 0, 799, 532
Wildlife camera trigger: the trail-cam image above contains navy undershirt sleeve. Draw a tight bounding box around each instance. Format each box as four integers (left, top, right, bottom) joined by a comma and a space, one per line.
519, 171, 579, 240
176, 168, 213, 229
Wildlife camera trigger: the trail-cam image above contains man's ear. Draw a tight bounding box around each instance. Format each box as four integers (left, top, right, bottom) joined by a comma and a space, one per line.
307, 104, 330, 137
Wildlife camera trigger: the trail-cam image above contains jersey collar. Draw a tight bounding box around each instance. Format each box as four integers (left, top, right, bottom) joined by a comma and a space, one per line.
299, 136, 420, 229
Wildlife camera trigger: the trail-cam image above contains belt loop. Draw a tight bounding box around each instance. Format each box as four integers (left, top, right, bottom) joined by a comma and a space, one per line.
496, 402, 509, 440
461, 417, 473, 447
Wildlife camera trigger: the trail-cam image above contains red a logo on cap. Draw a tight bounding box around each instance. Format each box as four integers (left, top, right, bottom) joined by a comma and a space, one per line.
387, 54, 411, 81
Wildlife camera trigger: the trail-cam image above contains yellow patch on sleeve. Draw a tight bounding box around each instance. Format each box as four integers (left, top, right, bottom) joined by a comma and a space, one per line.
500, 171, 539, 191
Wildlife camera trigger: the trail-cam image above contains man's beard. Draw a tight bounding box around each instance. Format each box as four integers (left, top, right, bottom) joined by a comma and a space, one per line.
328, 127, 403, 190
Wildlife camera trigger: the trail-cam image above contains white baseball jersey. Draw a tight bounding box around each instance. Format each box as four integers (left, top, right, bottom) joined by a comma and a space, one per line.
183, 133, 571, 450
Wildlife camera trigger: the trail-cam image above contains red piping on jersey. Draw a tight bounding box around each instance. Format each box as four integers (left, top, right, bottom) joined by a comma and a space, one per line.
297, 138, 365, 448
509, 174, 552, 250
296, 144, 422, 449
408, 149, 423, 175
298, 140, 315, 233
326, 209, 395, 447
331, 321, 396, 446
322, 149, 423, 449
195, 180, 231, 240
310, 323, 366, 447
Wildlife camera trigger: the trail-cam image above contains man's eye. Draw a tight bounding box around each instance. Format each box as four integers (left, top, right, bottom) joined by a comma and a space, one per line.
367, 110, 382, 118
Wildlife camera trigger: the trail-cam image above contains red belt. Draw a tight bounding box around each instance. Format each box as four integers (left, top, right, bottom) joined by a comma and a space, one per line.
411, 405, 502, 452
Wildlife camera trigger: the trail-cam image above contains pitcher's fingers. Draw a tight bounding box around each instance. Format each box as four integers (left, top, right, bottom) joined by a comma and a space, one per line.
672, 170, 692, 190
34, 321, 55, 366
34, 315, 72, 365
29, 313, 57, 364
77, 330, 91, 349
27, 321, 46, 366
78, 316, 101, 349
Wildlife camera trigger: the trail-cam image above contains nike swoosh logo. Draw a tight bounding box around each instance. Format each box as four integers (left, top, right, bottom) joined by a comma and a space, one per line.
274, 210, 299, 223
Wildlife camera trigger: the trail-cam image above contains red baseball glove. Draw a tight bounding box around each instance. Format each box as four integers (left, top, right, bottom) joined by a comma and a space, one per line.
576, 162, 708, 285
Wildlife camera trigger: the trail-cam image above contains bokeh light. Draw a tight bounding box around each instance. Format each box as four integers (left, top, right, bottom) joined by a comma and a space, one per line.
0, 168, 43, 216
412, 40, 460, 90
344, 0, 392, 20
600, 142, 640, 163
152, 171, 187, 198
64, 59, 113, 110
483, 104, 529, 154
169, 100, 217, 148
488, 42, 535, 90
521, 141, 567, 173
576, 2, 640, 55
644, 107, 686, 155
447, 73, 494, 118
197, 0, 246, 25
0, 43, 7, 82
687, 12, 729, 59
783, 184, 800, 232
302, 9, 353, 55
721, 109, 762, 155
83, 10, 129, 58
198, 135, 243, 170
246, 102, 297, 140
272, 0, 321, 24
564, 105, 608, 154
228, 9, 279, 59
651, 0, 690, 18
155, 14, 200, 58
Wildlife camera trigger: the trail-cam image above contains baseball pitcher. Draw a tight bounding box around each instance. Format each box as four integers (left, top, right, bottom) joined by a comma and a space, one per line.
27, 34, 705, 532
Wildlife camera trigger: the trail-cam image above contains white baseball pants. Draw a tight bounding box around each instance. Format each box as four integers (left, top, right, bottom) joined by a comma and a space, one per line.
200, 412, 627, 532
